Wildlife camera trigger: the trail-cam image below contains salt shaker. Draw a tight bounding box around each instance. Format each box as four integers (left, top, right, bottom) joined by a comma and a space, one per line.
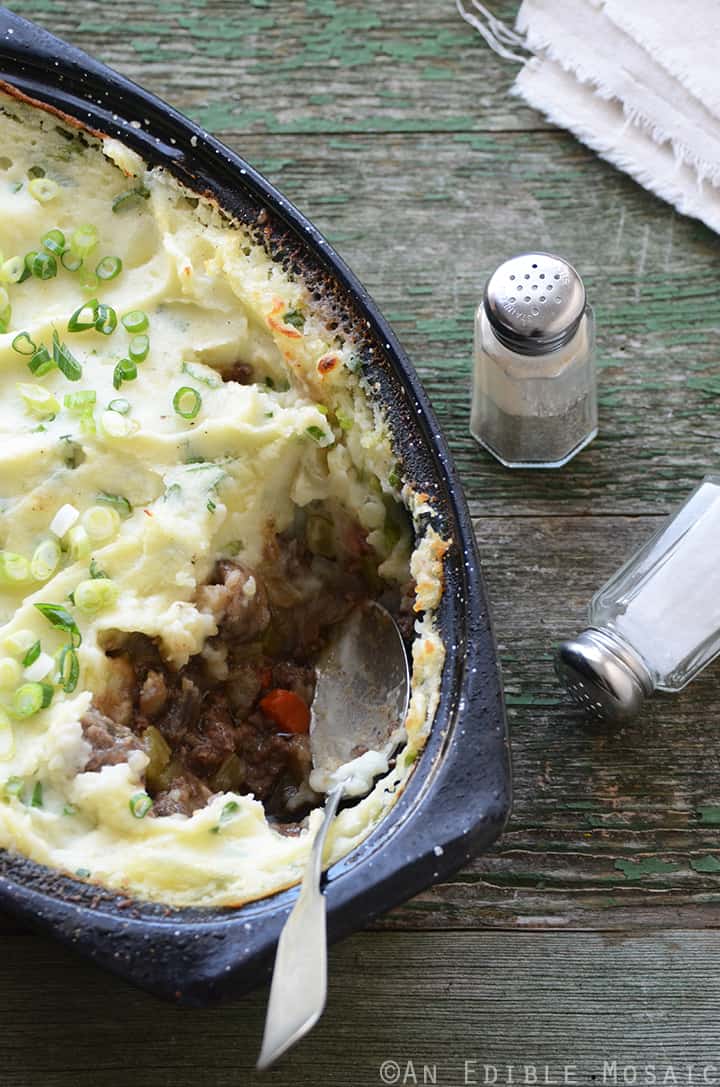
556, 475, 720, 720
471, 252, 597, 468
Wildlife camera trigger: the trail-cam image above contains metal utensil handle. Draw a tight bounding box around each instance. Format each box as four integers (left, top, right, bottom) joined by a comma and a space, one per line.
256, 782, 344, 1071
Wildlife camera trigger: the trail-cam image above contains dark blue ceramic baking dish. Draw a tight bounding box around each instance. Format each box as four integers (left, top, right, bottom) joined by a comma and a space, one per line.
0, 7, 511, 1006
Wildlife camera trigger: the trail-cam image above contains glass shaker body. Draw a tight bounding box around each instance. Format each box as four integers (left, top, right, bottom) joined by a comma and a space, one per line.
471, 305, 597, 468
470, 253, 598, 469
589, 475, 720, 692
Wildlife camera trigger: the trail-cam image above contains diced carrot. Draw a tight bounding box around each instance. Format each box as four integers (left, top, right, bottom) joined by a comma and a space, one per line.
259, 688, 311, 734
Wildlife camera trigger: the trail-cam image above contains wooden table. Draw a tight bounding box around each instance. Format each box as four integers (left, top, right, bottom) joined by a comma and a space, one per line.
5, 1, 720, 1082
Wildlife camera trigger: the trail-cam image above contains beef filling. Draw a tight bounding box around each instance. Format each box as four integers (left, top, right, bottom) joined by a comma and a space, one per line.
80, 533, 412, 821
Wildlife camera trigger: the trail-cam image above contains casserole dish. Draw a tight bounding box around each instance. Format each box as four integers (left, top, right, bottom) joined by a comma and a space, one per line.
0, 7, 510, 1004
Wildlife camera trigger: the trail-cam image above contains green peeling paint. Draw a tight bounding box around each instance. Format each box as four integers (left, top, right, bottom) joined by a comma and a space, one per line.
614, 858, 681, 879
690, 855, 720, 874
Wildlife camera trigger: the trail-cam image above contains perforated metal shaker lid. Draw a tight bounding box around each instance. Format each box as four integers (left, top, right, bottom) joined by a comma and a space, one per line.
555, 628, 654, 722
484, 252, 586, 356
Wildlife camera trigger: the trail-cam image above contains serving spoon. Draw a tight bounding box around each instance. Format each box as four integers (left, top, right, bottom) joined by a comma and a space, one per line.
257, 601, 410, 1071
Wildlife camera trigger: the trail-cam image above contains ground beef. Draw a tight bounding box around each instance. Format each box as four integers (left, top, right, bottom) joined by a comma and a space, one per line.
80, 530, 406, 821
232, 714, 313, 805
271, 661, 316, 706
92, 657, 135, 727
196, 560, 271, 642
81, 707, 142, 771
138, 669, 168, 718
223, 361, 254, 384
183, 693, 236, 777
152, 772, 211, 817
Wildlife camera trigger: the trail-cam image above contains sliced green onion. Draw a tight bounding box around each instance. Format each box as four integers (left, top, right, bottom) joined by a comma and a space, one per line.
31, 251, 57, 280
96, 255, 122, 281
60, 250, 83, 272
49, 503, 79, 538
34, 603, 81, 647
64, 390, 96, 412
121, 310, 148, 333
67, 298, 99, 332
5, 776, 23, 797
57, 645, 79, 693
173, 386, 201, 420
108, 397, 130, 415
82, 505, 120, 543
31, 781, 43, 807
11, 682, 45, 718
0, 710, 14, 761
112, 185, 150, 213
28, 177, 59, 203
89, 558, 108, 580
17, 383, 60, 417
71, 224, 98, 257
181, 360, 220, 388
1, 256, 24, 284
128, 334, 149, 363
27, 166, 45, 180
16, 382, 56, 415
79, 409, 96, 437
80, 270, 99, 293
67, 525, 90, 561
19, 250, 38, 284
41, 228, 66, 255
0, 658, 22, 689
283, 308, 305, 330
52, 332, 82, 382
96, 492, 132, 518
24, 651, 55, 683
94, 303, 117, 336
63, 803, 77, 816
0, 552, 30, 586
11, 331, 36, 356
22, 641, 41, 668
335, 408, 354, 431
129, 791, 152, 818
31, 538, 61, 581
27, 346, 54, 377
100, 410, 136, 438
305, 425, 327, 443
74, 577, 118, 616
113, 358, 136, 390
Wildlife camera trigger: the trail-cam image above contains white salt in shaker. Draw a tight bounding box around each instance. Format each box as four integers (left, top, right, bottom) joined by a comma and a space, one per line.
471, 252, 597, 468
556, 476, 720, 720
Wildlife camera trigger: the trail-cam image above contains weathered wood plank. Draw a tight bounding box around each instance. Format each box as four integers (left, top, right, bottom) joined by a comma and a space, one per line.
0, 927, 717, 1086
378, 515, 720, 931
8, 0, 540, 134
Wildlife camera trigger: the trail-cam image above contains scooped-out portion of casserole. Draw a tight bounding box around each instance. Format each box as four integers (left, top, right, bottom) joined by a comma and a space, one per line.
0, 88, 446, 907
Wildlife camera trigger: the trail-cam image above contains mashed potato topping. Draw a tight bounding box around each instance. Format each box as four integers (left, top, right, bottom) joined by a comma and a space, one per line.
0, 90, 445, 906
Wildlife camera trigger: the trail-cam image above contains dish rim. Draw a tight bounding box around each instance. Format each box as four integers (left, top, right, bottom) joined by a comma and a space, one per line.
0, 8, 511, 1005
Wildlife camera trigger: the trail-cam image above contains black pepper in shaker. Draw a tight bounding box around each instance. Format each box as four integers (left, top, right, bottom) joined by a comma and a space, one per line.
470, 252, 597, 468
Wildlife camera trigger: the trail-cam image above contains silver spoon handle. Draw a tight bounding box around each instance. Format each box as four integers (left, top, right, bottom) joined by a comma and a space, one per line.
256, 782, 344, 1071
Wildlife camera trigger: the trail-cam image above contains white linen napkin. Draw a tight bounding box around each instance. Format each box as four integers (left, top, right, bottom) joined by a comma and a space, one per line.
458, 0, 720, 235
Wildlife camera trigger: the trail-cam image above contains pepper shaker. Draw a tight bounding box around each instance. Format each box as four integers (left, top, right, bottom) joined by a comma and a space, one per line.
556, 475, 720, 720
471, 252, 597, 468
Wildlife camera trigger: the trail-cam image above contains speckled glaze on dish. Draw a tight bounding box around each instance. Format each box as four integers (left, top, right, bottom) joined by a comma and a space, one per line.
0, 8, 511, 1005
